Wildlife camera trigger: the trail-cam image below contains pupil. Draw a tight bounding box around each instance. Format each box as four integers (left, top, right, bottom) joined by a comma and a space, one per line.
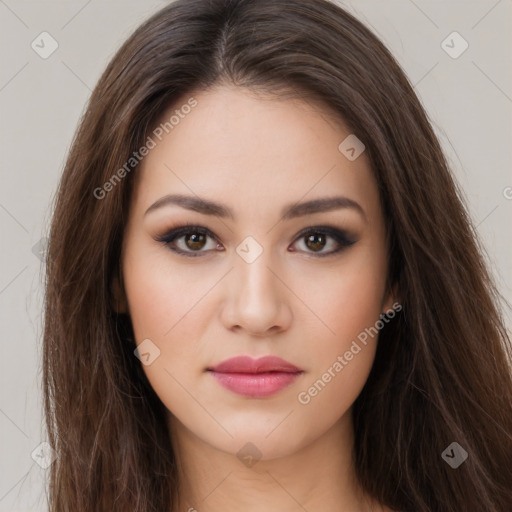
186, 233, 205, 250
306, 233, 325, 252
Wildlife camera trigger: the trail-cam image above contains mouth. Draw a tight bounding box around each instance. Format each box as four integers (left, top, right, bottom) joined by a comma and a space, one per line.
206, 355, 304, 398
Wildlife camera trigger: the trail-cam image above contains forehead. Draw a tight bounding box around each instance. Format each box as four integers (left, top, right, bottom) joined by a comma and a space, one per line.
134, 85, 379, 222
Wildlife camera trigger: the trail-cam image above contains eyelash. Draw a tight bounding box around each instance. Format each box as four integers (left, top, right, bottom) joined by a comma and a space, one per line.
155, 223, 357, 258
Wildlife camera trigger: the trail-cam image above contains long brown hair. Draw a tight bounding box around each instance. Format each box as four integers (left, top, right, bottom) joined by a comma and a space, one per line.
43, 0, 512, 510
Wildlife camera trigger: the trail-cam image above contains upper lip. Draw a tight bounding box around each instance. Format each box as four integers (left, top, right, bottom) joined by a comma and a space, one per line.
207, 355, 302, 374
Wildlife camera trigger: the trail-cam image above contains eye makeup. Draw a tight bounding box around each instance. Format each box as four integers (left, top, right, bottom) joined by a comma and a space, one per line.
154, 222, 358, 258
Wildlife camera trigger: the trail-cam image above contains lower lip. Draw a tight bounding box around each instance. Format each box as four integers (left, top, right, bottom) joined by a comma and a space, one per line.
209, 371, 302, 398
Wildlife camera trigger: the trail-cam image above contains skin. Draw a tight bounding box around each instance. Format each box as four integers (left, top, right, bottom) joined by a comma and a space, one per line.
116, 84, 397, 512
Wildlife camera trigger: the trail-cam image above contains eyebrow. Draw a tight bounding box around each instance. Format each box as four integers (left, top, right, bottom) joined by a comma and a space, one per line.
144, 193, 367, 222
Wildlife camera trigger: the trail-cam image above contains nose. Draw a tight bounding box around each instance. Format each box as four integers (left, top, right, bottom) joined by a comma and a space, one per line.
220, 249, 292, 338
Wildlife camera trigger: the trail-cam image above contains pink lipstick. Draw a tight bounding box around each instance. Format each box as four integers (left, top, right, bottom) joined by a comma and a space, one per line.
207, 355, 303, 398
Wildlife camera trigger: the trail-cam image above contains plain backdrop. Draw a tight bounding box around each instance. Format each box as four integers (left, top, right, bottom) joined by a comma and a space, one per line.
0, 1, 511, 510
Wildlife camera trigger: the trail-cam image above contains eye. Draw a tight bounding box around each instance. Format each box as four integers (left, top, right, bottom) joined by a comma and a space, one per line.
290, 226, 357, 257
155, 224, 357, 258
155, 224, 222, 258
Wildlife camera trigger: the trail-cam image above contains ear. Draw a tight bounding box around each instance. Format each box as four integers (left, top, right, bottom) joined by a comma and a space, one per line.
381, 281, 400, 315
111, 265, 129, 314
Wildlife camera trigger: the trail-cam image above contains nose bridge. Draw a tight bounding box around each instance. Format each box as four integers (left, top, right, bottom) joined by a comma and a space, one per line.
236, 238, 279, 306
225, 236, 290, 335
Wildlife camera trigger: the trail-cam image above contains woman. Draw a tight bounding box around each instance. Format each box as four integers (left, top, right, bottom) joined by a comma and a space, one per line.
42, 0, 512, 511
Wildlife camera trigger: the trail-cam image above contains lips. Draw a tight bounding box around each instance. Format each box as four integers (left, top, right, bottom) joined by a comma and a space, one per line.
207, 355, 303, 398
208, 355, 302, 374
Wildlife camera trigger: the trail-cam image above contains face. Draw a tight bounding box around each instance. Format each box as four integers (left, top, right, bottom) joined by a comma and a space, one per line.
118, 85, 394, 460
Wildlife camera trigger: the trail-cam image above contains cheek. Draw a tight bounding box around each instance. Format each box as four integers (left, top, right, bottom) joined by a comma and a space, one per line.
122, 252, 214, 427
305, 248, 388, 353
122, 244, 215, 342
293, 247, 387, 414
122, 246, 225, 387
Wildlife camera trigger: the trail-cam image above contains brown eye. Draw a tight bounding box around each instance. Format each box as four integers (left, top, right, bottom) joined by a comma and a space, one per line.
156, 225, 222, 257
156, 224, 356, 258
290, 226, 357, 257
304, 232, 327, 252
184, 232, 207, 251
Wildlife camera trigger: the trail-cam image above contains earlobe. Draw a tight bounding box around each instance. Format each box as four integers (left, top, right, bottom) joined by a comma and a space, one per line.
381, 282, 400, 315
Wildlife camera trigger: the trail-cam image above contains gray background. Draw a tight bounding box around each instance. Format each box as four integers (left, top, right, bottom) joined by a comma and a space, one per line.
1, 1, 511, 510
